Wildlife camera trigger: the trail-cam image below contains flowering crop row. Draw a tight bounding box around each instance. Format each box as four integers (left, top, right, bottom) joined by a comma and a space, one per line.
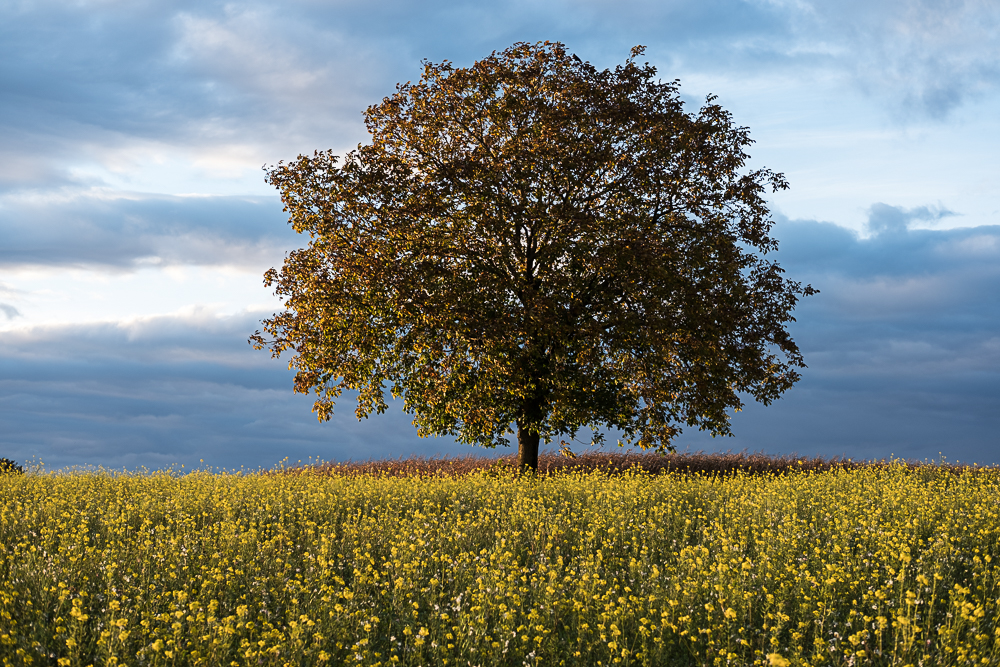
1, 463, 998, 666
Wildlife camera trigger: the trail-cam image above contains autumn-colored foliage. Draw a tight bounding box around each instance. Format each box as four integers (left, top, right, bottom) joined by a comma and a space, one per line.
253, 41, 815, 470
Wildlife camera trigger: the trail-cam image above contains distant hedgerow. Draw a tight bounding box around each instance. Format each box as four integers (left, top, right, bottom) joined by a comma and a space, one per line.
287, 450, 983, 479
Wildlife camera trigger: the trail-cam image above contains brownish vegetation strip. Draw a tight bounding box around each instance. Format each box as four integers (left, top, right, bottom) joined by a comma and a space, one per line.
279, 450, 994, 478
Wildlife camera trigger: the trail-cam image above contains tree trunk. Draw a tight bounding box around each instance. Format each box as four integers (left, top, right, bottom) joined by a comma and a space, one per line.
516, 422, 540, 472
516, 390, 545, 472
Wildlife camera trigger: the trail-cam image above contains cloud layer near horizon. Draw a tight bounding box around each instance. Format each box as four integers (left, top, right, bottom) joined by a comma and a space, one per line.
0, 310, 473, 471
3, 211, 998, 470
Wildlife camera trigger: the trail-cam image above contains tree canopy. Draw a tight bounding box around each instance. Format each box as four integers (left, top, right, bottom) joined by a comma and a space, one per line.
251, 41, 815, 470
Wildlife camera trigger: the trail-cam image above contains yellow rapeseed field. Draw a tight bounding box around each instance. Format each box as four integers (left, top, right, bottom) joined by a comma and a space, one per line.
1, 463, 998, 666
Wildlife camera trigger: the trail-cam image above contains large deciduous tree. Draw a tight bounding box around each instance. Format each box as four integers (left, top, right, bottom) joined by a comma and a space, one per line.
252, 41, 815, 471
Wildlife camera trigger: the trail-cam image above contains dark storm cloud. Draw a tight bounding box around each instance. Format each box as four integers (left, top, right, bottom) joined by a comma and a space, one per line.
0, 193, 296, 269
675, 209, 1000, 465
0, 311, 471, 471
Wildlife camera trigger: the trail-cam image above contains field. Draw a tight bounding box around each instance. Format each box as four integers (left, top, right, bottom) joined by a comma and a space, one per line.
1, 454, 999, 666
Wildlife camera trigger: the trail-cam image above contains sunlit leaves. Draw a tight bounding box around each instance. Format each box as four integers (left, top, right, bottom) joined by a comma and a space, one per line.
252, 41, 814, 464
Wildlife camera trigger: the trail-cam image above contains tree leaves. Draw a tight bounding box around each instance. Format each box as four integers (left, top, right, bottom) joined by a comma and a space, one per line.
251, 41, 815, 465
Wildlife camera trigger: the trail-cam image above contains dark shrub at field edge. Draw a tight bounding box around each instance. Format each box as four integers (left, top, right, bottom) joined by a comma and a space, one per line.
0, 458, 23, 475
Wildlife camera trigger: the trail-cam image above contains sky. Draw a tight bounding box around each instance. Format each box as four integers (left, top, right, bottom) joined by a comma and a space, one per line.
2, 0, 999, 471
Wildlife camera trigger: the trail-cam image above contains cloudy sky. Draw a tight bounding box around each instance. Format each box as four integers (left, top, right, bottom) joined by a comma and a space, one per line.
2, 0, 999, 471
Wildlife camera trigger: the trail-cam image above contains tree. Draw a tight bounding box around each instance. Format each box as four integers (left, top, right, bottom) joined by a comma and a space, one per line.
251, 41, 816, 471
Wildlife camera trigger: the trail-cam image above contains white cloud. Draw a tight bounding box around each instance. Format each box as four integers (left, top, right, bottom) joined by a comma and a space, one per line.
801, 0, 1000, 119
